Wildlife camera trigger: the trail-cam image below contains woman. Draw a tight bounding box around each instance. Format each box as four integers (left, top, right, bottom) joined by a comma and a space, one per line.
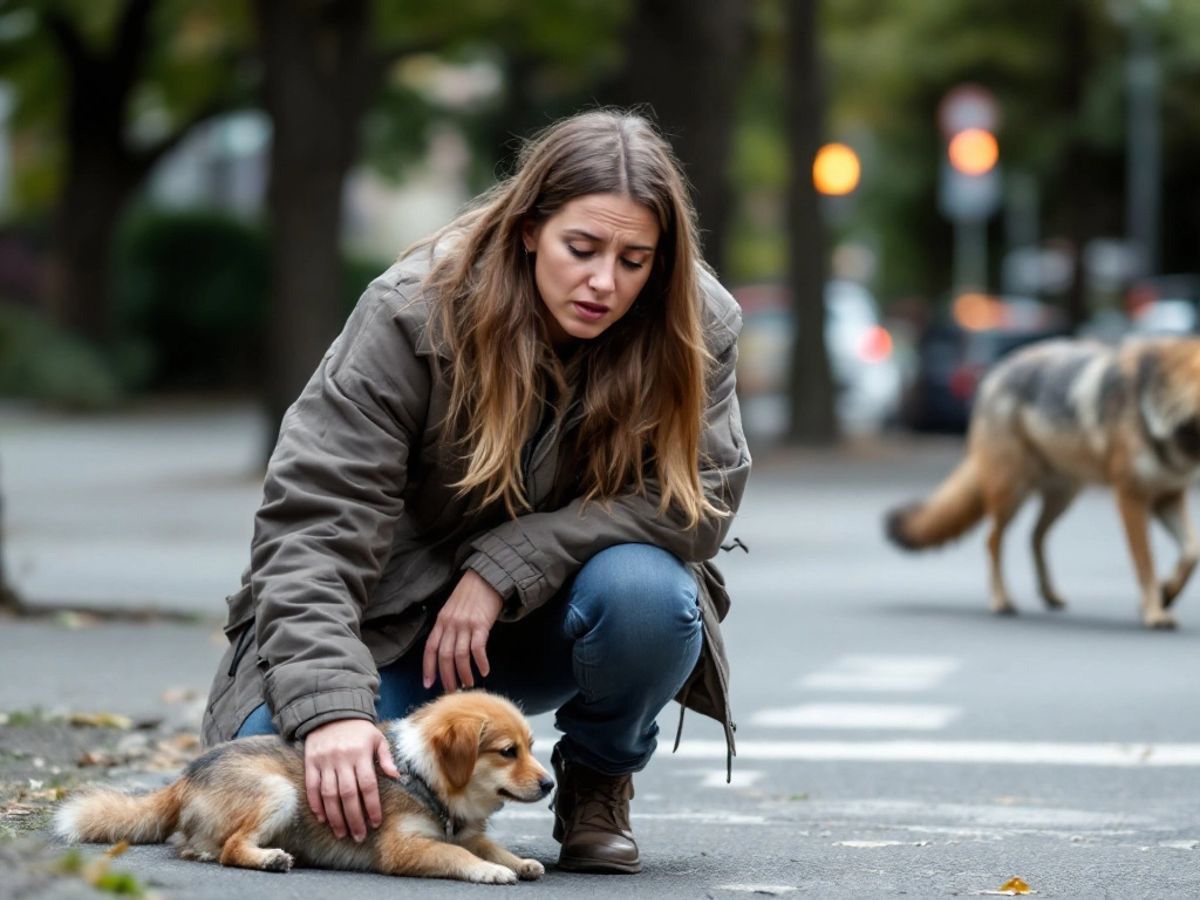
202, 108, 750, 874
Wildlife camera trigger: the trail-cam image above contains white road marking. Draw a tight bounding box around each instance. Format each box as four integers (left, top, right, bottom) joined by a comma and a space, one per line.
834, 839, 930, 848
751, 703, 960, 730
672, 739, 1200, 767
799, 655, 960, 692
701, 768, 763, 789
712, 886, 797, 896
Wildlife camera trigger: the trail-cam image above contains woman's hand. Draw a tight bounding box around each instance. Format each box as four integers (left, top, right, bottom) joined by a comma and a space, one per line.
422, 569, 503, 692
304, 718, 401, 842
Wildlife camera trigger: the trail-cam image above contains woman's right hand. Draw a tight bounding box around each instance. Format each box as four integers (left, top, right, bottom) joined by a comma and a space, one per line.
303, 718, 401, 842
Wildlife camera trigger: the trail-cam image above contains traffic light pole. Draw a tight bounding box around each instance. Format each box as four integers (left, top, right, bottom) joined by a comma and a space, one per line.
954, 217, 988, 295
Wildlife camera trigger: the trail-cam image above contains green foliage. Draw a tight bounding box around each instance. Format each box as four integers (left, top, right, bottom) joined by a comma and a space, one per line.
112, 208, 268, 390
110, 208, 390, 390
0, 303, 121, 409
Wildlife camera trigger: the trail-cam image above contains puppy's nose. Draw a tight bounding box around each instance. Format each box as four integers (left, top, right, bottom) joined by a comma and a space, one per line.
537, 776, 555, 798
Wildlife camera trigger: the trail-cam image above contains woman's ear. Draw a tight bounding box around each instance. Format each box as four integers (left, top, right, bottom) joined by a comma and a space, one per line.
521, 218, 541, 254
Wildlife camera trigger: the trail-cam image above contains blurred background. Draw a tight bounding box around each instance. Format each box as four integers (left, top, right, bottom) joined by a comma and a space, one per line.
2, 0, 1200, 608
3, 0, 1200, 435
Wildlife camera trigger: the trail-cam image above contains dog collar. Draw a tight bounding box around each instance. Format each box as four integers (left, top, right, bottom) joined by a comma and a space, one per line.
395, 759, 466, 840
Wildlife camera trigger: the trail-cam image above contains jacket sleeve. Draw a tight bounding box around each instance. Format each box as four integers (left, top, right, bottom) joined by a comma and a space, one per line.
250, 282, 429, 740
461, 332, 751, 620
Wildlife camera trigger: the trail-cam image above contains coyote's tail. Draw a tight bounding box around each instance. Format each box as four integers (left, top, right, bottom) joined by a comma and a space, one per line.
53, 781, 184, 845
885, 456, 985, 550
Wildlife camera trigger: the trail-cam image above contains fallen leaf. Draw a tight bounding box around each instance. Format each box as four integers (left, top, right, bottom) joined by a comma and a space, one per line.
161, 687, 200, 704
105, 840, 130, 858
69, 712, 134, 730
978, 875, 1036, 896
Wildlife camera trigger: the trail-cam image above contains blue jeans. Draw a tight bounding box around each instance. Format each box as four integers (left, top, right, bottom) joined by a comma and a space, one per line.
236, 543, 702, 774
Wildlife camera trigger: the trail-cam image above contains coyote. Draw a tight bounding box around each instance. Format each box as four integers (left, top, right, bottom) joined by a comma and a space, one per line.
887, 337, 1200, 629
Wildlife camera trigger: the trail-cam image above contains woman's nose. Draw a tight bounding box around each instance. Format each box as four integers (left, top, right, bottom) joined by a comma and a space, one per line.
588, 258, 616, 293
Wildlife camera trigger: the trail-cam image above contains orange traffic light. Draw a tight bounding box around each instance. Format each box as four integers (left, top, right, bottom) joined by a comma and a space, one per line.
813, 143, 861, 196
947, 128, 998, 176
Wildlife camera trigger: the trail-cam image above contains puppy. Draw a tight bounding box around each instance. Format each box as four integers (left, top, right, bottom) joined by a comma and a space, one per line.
887, 337, 1200, 629
54, 691, 553, 884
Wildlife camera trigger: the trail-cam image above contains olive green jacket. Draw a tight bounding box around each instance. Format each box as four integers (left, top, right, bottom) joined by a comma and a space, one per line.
201, 252, 751, 766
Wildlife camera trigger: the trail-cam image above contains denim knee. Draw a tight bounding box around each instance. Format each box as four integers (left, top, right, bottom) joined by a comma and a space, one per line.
566, 543, 700, 655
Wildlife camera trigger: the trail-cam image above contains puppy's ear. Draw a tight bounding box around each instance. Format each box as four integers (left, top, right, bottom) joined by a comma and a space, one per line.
431, 716, 483, 791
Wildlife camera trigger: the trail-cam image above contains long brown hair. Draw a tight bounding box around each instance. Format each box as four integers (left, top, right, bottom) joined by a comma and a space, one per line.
410, 109, 723, 529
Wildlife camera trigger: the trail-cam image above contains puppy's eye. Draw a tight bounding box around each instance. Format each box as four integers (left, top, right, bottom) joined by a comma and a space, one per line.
498, 746, 518, 759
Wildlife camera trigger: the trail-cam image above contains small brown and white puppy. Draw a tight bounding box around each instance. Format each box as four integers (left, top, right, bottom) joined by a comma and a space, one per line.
54, 691, 553, 884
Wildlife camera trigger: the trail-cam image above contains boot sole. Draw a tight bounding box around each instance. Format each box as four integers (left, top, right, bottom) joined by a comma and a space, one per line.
556, 854, 642, 875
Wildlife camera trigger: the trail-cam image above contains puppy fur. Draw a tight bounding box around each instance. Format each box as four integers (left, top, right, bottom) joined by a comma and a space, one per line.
887, 337, 1200, 629
54, 691, 553, 884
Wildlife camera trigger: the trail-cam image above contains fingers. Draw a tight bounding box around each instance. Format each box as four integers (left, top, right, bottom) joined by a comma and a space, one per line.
376, 735, 401, 780
439, 636, 458, 694
306, 761, 325, 823
339, 766, 370, 842
422, 624, 442, 690
356, 757, 382, 830
320, 767, 348, 840
455, 628, 473, 688
471, 627, 490, 679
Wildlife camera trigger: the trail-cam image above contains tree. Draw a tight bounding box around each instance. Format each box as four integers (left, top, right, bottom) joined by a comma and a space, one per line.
785, 0, 836, 444
0, 0, 253, 345
600, 0, 751, 275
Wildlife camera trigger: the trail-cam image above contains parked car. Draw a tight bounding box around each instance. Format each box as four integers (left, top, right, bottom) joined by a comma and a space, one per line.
1126, 273, 1200, 335
903, 294, 1069, 433
734, 280, 904, 438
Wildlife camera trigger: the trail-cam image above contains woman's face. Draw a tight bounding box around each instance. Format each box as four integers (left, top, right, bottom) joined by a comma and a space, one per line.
523, 193, 660, 345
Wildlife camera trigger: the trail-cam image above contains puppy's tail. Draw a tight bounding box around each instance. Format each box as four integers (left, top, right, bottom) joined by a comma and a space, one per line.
885, 455, 985, 550
54, 781, 184, 845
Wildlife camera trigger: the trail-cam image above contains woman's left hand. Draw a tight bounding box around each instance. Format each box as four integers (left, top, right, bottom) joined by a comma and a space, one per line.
422, 569, 503, 692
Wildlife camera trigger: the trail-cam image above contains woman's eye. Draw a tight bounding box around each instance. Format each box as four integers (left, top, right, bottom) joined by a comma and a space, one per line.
620, 258, 646, 271
566, 244, 592, 259
499, 746, 518, 759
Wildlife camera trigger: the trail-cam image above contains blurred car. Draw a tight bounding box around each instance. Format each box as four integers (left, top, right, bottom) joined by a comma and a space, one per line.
734, 280, 904, 438
903, 293, 1069, 433
1126, 273, 1200, 335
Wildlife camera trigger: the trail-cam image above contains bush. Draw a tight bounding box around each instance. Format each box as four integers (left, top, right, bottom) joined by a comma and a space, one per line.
0, 303, 121, 409
113, 209, 270, 390
112, 209, 391, 391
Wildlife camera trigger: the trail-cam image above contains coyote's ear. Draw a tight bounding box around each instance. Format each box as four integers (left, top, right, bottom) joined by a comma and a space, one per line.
430, 716, 483, 791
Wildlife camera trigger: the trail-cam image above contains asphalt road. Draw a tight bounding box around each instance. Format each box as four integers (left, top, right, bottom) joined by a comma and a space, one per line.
3, 404, 1200, 897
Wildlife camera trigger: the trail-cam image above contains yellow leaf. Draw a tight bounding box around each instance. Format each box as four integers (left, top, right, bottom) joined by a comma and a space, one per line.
998, 876, 1032, 895
105, 840, 130, 858
69, 712, 134, 730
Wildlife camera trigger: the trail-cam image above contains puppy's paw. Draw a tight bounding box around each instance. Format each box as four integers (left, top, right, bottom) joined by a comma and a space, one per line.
515, 857, 544, 880
466, 861, 518, 884
259, 849, 294, 872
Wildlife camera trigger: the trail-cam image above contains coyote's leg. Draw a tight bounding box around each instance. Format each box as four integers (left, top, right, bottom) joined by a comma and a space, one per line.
1115, 486, 1175, 629
984, 483, 1027, 615
1031, 485, 1077, 610
1153, 491, 1199, 610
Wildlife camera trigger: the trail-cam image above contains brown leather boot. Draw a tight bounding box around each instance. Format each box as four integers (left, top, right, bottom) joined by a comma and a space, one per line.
550, 743, 642, 873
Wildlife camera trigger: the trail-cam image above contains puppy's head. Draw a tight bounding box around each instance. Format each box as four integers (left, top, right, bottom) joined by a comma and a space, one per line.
417, 691, 553, 810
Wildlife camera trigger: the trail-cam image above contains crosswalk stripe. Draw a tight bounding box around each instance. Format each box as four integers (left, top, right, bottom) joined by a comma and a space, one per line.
750, 703, 959, 730
799, 655, 960, 692
671, 739, 1200, 767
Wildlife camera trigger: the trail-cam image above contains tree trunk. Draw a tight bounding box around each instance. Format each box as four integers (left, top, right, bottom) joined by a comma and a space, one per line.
42, 0, 155, 345
0, 460, 22, 614
253, 0, 378, 451
602, 0, 749, 275
785, 0, 837, 445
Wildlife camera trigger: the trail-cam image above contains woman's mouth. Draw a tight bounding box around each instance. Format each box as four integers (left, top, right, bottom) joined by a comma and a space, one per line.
571, 300, 608, 321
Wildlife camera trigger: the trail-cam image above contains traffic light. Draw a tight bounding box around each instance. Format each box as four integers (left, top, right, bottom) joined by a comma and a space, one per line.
947, 127, 999, 177
812, 142, 861, 196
